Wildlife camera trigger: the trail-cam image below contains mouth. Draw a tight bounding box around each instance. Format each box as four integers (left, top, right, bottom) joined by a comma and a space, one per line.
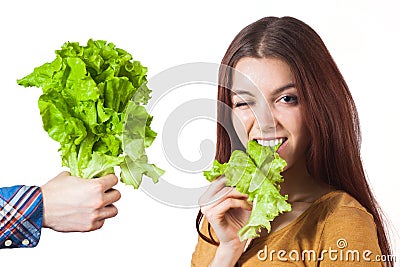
254, 137, 288, 147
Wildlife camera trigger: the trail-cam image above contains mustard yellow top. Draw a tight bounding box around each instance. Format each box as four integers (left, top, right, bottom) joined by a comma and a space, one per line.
192, 190, 385, 266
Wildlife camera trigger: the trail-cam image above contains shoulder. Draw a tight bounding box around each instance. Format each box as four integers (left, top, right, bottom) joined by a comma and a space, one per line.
277, 190, 379, 243
316, 191, 380, 251
295, 190, 376, 232
317, 190, 375, 226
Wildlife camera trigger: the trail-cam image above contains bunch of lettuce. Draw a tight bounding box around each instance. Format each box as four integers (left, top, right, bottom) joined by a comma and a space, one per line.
17, 39, 164, 188
203, 140, 291, 241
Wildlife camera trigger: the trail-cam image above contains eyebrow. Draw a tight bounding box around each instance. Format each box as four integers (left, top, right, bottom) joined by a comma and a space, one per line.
231, 90, 255, 97
232, 82, 296, 97
271, 83, 296, 97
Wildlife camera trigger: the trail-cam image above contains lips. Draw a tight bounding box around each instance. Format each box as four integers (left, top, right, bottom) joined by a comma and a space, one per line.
277, 138, 288, 153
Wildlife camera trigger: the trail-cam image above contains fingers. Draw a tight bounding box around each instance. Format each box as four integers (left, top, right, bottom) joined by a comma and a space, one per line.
94, 174, 121, 207
96, 174, 119, 191
42, 171, 121, 232
201, 189, 249, 214
200, 177, 248, 208
204, 198, 251, 225
213, 198, 252, 216
103, 188, 122, 206
99, 204, 119, 219
88, 205, 118, 231
199, 176, 229, 206
201, 187, 247, 207
207, 176, 228, 195
90, 220, 105, 231
89, 175, 119, 230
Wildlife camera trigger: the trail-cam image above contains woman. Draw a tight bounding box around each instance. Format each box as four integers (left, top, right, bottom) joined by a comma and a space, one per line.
192, 17, 393, 266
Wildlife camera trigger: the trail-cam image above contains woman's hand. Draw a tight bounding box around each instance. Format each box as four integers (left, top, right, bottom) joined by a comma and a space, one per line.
41, 171, 121, 232
199, 176, 252, 267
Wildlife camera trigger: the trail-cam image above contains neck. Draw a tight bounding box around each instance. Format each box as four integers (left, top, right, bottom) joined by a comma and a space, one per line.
280, 159, 333, 203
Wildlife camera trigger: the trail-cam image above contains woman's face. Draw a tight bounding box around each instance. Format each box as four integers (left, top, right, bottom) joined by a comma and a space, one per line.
231, 57, 310, 170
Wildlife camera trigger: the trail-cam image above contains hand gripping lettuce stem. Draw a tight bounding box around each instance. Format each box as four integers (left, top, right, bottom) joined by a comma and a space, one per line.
203, 140, 291, 241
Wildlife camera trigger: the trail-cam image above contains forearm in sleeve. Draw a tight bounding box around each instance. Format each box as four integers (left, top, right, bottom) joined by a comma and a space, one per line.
0, 185, 43, 248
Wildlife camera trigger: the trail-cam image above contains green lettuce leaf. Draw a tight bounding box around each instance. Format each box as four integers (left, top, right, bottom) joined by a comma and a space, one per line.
17, 39, 164, 187
203, 140, 291, 241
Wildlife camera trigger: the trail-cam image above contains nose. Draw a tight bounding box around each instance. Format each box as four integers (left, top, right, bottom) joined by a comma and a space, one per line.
253, 104, 276, 134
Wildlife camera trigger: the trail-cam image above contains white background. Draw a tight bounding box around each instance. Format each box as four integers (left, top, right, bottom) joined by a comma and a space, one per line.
1, 0, 399, 266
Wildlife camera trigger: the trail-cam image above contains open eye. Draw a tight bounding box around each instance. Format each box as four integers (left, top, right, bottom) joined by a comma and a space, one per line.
279, 95, 298, 104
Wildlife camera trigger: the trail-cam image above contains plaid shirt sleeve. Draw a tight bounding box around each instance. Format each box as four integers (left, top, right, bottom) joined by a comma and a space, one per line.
0, 185, 43, 249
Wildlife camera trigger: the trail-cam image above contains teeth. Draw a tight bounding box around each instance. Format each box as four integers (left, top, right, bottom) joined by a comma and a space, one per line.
256, 138, 284, 147
268, 140, 275, 146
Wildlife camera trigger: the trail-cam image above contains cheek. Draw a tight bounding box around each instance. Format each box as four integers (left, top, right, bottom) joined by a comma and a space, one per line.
276, 107, 309, 142
289, 112, 310, 150
232, 110, 254, 143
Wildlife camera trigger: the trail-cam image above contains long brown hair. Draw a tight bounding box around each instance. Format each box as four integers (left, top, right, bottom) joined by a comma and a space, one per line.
196, 16, 393, 265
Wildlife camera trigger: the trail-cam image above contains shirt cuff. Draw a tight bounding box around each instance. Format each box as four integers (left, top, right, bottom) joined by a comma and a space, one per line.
0, 185, 43, 248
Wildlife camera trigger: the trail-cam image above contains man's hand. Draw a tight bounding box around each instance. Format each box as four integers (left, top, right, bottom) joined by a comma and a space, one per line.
41, 171, 121, 232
